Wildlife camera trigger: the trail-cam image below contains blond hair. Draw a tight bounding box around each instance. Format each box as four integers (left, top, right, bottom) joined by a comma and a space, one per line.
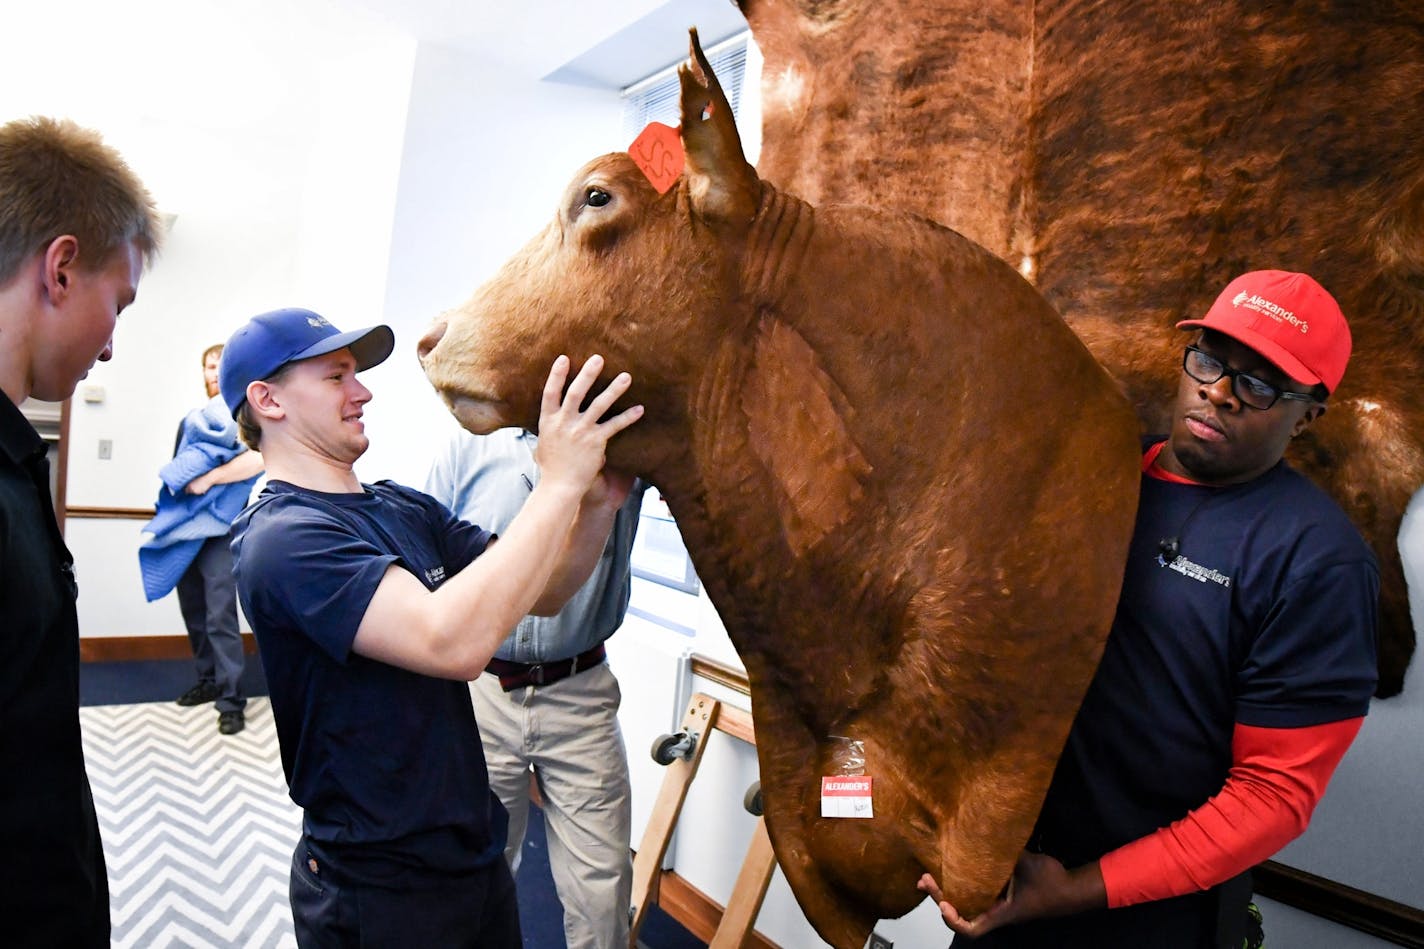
0, 116, 163, 283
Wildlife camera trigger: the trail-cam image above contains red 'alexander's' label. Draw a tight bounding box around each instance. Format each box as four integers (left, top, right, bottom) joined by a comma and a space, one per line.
821, 775, 874, 818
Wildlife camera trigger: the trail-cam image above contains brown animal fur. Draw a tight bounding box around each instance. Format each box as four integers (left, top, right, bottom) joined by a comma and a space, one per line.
419, 32, 1141, 948
740, 0, 1424, 696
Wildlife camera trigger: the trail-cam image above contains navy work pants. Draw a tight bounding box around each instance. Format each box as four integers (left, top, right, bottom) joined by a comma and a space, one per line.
175, 534, 246, 712
289, 837, 521, 948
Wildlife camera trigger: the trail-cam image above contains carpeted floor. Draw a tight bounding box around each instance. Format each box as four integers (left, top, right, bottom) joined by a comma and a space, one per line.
80, 655, 271, 709
79, 658, 706, 948
80, 697, 300, 947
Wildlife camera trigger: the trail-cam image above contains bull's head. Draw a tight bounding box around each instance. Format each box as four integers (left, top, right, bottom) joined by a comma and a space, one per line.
418, 28, 761, 475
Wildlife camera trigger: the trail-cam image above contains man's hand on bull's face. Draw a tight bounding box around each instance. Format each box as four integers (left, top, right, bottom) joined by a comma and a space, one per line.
532, 354, 644, 505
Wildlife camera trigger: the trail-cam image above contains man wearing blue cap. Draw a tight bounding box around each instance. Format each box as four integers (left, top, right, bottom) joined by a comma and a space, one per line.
219, 307, 643, 947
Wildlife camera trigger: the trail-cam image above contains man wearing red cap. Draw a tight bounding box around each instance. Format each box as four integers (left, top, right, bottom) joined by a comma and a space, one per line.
921, 271, 1379, 947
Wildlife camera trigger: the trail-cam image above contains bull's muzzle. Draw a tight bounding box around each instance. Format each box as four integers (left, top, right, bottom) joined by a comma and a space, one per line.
416, 320, 447, 365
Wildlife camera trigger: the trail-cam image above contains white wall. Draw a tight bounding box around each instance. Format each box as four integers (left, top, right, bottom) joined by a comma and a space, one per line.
1, 0, 418, 637
362, 39, 628, 489
4, 0, 417, 511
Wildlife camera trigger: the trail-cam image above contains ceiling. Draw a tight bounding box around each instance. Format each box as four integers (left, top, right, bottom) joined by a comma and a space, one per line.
336, 0, 750, 88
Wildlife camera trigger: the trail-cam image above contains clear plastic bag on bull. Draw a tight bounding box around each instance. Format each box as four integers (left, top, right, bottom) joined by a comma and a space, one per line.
826, 735, 866, 776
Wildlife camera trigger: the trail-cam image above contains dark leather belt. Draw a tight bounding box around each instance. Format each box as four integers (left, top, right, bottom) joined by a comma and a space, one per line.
485, 643, 606, 692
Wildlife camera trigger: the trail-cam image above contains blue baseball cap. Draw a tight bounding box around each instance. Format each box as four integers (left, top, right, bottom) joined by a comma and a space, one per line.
219, 307, 396, 415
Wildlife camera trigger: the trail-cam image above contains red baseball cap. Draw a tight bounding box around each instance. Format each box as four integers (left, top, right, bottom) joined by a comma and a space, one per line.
1177, 270, 1351, 393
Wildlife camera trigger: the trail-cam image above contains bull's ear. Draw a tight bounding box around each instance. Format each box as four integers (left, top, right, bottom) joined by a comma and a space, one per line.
678, 27, 761, 225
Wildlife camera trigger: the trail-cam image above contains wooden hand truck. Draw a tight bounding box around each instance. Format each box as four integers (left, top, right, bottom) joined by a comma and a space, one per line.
629, 691, 779, 949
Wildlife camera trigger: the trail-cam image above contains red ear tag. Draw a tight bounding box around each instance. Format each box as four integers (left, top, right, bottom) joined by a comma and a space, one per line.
629, 122, 684, 195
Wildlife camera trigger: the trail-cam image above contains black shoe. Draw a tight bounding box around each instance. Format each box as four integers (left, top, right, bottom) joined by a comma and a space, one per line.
218, 709, 245, 735
177, 681, 221, 706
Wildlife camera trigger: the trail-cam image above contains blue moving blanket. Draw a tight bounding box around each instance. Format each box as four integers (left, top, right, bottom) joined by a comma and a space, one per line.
139, 395, 260, 601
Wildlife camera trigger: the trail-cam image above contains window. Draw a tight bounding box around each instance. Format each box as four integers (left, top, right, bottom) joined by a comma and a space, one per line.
621, 33, 749, 142
630, 487, 699, 594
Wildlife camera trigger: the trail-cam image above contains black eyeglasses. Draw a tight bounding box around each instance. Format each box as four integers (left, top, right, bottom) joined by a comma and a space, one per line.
1182, 346, 1319, 411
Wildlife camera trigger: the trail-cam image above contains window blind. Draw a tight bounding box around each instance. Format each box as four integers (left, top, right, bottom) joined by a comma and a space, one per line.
621, 33, 749, 142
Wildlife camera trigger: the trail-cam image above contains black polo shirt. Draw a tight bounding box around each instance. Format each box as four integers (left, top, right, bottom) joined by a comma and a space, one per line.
0, 390, 109, 946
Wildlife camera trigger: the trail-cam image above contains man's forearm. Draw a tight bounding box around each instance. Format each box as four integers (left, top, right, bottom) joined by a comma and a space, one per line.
530, 493, 622, 615
207, 449, 264, 485
187, 450, 264, 493
1099, 717, 1363, 907
354, 477, 590, 679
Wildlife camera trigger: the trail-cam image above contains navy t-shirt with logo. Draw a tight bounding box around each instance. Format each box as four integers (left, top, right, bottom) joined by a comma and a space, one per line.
1036, 445, 1378, 871
232, 479, 500, 881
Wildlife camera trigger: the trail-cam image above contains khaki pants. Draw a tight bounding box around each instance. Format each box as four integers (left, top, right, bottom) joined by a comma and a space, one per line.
472, 662, 632, 949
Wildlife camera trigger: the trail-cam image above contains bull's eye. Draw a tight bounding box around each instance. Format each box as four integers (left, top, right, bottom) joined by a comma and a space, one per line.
586, 188, 612, 208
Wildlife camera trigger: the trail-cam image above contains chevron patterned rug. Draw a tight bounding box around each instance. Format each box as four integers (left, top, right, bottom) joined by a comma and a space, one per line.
80, 698, 302, 948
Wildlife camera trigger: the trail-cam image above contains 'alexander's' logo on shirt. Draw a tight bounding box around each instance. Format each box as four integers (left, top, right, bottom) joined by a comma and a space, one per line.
424, 565, 446, 586
1157, 551, 1231, 587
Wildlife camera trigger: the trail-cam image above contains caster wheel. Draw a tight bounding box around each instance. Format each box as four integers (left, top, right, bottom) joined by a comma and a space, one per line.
651, 731, 693, 765
744, 780, 764, 816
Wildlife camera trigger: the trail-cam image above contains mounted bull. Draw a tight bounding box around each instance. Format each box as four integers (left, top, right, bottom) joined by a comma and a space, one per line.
419, 30, 1140, 948
739, 0, 1424, 697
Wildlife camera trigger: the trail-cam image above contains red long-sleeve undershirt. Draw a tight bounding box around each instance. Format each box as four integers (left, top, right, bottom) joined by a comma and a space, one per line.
1101, 443, 1365, 907
1099, 712, 1363, 907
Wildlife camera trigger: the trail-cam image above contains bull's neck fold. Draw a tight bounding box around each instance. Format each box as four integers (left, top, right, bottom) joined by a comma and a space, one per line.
741, 186, 814, 311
